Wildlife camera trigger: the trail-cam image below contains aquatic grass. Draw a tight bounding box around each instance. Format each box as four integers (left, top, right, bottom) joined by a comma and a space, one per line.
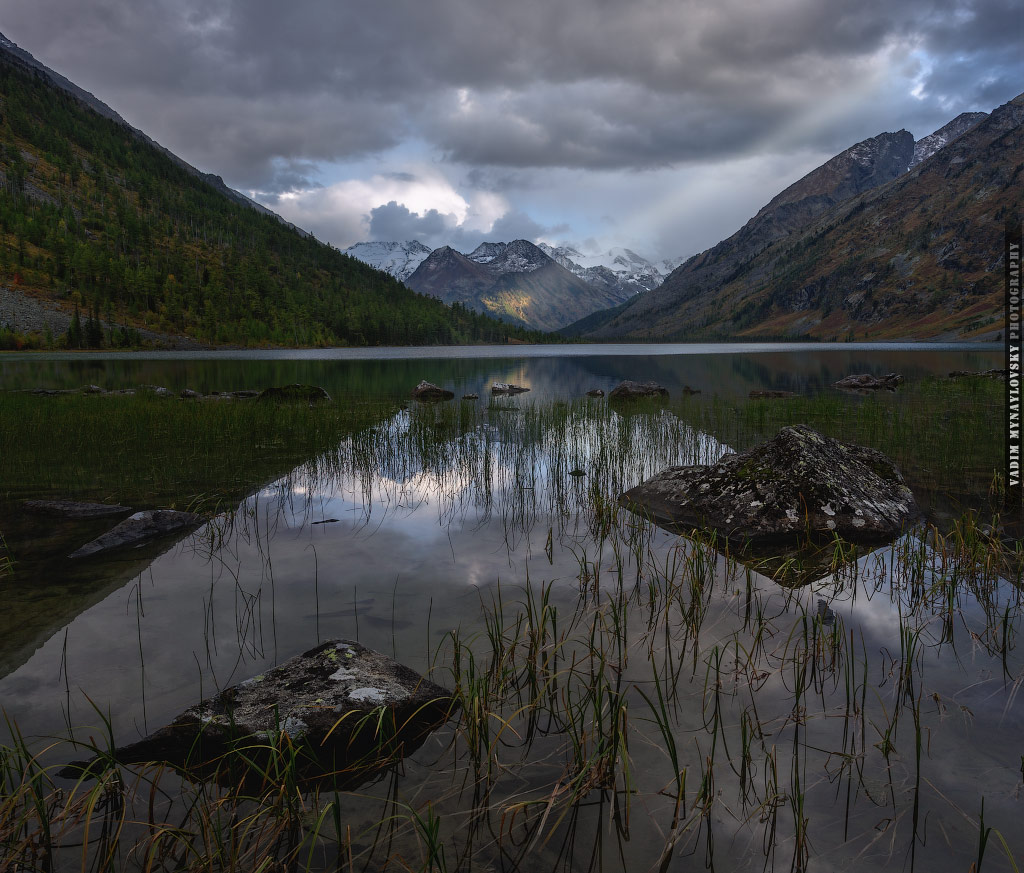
0, 390, 396, 511
2, 385, 1022, 872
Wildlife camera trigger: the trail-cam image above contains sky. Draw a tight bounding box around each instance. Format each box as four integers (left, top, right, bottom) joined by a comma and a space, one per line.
0, 0, 1020, 263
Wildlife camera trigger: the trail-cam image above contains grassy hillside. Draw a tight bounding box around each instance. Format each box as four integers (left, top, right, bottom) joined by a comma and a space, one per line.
0, 58, 546, 348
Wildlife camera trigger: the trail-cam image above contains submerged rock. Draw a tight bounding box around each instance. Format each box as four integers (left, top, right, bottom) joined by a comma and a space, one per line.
411, 381, 454, 401
620, 424, 918, 546
833, 373, 903, 392
749, 390, 796, 399
68, 509, 204, 559
23, 499, 132, 518
681, 385, 701, 395
491, 382, 530, 394
608, 380, 669, 401
586, 389, 605, 397
257, 384, 331, 404
62, 640, 455, 787
461, 393, 479, 400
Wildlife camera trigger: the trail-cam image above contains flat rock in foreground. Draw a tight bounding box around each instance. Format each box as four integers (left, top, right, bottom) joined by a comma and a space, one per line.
620, 425, 918, 546
608, 380, 669, 401
64, 640, 455, 786
68, 509, 204, 558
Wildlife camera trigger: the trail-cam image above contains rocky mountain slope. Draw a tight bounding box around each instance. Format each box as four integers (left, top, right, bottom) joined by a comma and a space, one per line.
0, 31, 544, 347
405, 239, 627, 330
575, 102, 1008, 340
342, 240, 432, 281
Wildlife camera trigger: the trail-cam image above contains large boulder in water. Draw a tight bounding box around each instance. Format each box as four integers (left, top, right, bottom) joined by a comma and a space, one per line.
68, 509, 204, 558
491, 382, 530, 395
411, 381, 454, 401
833, 373, 903, 392
608, 380, 669, 401
620, 425, 918, 546
62, 640, 455, 787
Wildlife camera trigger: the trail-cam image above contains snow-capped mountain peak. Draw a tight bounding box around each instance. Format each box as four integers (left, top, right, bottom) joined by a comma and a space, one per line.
538, 243, 665, 295
343, 240, 433, 281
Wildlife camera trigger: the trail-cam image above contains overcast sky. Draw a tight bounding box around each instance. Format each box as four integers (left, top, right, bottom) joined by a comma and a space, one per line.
1, 0, 1020, 262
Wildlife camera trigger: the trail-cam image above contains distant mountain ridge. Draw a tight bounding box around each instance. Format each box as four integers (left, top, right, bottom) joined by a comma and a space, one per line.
343, 238, 665, 328
403, 239, 632, 330
572, 102, 1005, 340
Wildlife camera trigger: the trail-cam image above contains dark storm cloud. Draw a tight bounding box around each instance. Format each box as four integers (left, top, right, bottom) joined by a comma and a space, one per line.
368, 201, 452, 241
1, 0, 1019, 186
362, 200, 564, 252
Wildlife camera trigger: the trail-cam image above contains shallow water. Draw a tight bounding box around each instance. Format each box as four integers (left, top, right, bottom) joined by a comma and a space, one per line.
0, 344, 1018, 872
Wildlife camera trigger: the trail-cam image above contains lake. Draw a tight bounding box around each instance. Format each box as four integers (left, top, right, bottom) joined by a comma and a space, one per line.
0, 342, 1019, 872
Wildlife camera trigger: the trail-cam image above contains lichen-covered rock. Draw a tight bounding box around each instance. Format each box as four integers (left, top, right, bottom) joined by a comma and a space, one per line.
68, 509, 204, 558
608, 380, 669, 401
833, 373, 903, 391
63, 640, 455, 787
620, 424, 919, 546
411, 381, 454, 401
491, 383, 529, 394
23, 499, 132, 518
257, 384, 331, 404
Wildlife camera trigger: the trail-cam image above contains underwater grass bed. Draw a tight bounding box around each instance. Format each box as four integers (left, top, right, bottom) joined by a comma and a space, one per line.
1, 386, 1021, 871
0, 391, 397, 512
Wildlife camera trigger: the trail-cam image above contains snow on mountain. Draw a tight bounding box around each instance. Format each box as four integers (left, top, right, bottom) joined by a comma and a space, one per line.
539, 243, 664, 294
342, 240, 433, 281
471, 240, 549, 273
465, 242, 507, 264
909, 112, 989, 169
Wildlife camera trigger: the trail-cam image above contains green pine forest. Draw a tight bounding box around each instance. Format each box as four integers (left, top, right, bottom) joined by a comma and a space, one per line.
0, 59, 548, 348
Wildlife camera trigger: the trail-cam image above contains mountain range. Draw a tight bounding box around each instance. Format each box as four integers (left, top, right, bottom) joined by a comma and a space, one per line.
402, 240, 635, 331
569, 102, 1018, 340
342, 239, 669, 330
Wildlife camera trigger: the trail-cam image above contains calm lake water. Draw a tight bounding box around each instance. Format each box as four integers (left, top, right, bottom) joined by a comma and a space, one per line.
0, 340, 1003, 399
0, 343, 1017, 872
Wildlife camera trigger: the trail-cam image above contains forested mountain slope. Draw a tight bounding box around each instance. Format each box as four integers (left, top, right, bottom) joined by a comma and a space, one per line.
0, 38, 542, 347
